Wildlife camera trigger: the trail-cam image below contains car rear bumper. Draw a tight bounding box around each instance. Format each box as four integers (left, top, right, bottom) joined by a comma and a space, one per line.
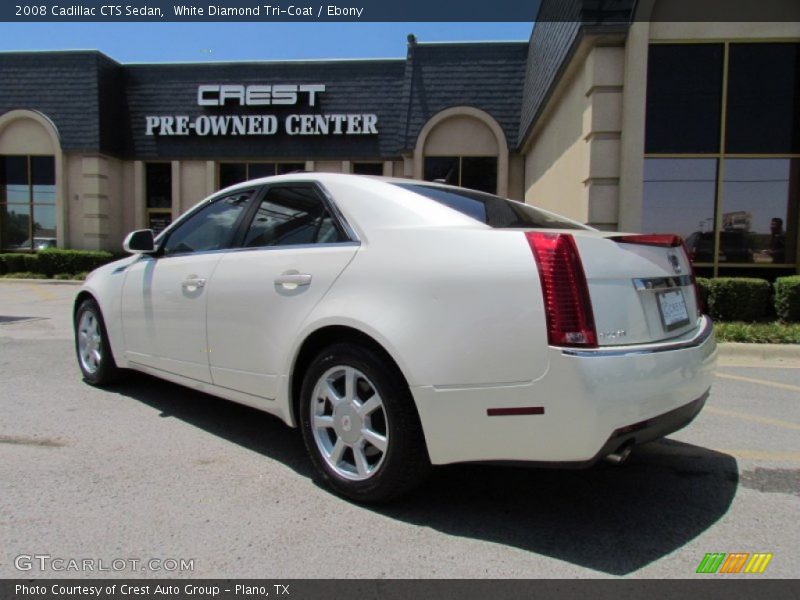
413, 316, 717, 465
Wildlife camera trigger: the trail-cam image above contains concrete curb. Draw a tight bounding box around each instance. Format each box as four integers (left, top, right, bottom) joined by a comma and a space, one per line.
717, 342, 800, 366
0, 278, 83, 286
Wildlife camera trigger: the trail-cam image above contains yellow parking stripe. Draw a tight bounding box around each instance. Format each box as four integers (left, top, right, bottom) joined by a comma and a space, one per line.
715, 372, 800, 394
26, 284, 57, 302
705, 405, 800, 431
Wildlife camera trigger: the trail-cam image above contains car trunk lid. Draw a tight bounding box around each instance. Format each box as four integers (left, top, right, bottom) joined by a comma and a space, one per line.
571, 232, 700, 346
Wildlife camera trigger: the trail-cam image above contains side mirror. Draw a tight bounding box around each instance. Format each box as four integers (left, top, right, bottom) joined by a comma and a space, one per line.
123, 229, 156, 254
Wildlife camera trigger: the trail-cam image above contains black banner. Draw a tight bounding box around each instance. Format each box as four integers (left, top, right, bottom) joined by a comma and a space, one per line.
1, 0, 799, 22
3, 580, 800, 600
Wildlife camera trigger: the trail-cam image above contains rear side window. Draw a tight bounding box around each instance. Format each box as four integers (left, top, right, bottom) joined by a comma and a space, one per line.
243, 186, 345, 248
393, 183, 588, 230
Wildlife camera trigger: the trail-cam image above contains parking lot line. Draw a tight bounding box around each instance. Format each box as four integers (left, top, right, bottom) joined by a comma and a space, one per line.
705, 405, 800, 431
715, 372, 800, 394
26, 284, 57, 302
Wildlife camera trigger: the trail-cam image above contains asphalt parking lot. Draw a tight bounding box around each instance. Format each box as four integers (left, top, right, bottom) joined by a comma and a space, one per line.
1, 281, 798, 578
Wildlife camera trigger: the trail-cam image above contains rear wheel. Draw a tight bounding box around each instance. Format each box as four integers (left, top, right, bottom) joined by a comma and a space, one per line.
74, 298, 121, 386
299, 342, 430, 503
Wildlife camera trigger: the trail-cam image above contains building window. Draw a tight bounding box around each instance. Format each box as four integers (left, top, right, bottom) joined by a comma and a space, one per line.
721, 159, 798, 265
0, 155, 56, 251
219, 162, 305, 189
352, 162, 384, 176
145, 163, 172, 235
423, 156, 497, 194
644, 42, 800, 276
644, 159, 718, 261
645, 44, 724, 154
726, 43, 800, 154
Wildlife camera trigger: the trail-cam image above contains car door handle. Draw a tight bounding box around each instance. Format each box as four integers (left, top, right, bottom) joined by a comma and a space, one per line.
182, 276, 206, 289
274, 272, 312, 288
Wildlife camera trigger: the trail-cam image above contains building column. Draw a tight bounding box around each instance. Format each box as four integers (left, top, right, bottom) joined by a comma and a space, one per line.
80, 156, 111, 250
582, 45, 625, 230
205, 161, 216, 195
171, 160, 181, 219
133, 161, 146, 230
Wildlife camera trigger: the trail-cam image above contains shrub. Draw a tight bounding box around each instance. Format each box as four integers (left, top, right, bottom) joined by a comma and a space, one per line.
705, 277, 771, 322
1, 271, 47, 279
36, 249, 113, 277
74, 272, 89, 281
0, 253, 39, 274
774, 275, 800, 322
53, 273, 75, 280
715, 321, 800, 344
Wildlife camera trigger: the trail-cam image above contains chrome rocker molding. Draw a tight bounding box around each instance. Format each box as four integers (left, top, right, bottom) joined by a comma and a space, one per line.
561, 315, 714, 358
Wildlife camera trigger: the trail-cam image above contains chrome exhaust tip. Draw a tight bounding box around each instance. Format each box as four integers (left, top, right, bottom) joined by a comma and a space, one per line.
604, 444, 633, 465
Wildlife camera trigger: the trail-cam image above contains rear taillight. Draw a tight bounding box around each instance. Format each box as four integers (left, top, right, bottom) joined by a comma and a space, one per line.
680, 240, 704, 318
610, 234, 683, 248
525, 232, 597, 348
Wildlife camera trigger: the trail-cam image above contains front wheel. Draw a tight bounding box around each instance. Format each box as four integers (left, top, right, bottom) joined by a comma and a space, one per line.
74, 298, 121, 386
299, 342, 430, 503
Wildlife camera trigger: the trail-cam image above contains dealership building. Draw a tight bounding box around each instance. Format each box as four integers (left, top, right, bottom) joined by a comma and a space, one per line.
0, 1, 798, 277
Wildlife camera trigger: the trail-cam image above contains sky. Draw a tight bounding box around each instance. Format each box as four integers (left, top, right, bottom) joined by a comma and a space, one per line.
0, 22, 533, 62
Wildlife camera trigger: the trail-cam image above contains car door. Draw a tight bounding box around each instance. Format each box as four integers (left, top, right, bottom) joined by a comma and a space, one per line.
120, 189, 255, 382
206, 183, 359, 400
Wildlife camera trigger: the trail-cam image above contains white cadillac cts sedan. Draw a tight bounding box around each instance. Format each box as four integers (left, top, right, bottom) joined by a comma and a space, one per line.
74, 174, 717, 502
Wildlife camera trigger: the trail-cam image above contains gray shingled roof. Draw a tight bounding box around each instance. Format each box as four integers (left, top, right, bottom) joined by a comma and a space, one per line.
400, 41, 529, 152
0, 51, 111, 153
517, 0, 634, 147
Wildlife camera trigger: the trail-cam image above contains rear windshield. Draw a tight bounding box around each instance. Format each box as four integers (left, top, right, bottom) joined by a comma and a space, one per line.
393, 183, 588, 230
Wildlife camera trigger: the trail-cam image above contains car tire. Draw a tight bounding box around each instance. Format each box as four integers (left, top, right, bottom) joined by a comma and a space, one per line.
74, 298, 122, 386
299, 342, 431, 503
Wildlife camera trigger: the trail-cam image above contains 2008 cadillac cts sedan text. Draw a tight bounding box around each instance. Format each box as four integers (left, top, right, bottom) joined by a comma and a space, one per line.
74, 174, 717, 502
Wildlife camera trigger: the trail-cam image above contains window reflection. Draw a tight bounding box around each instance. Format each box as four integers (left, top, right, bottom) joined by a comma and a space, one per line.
643, 159, 718, 263
722, 159, 798, 264
0, 155, 56, 250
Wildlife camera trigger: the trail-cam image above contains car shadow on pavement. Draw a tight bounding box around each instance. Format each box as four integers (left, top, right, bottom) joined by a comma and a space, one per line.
113, 372, 314, 476
114, 372, 738, 576
376, 441, 739, 575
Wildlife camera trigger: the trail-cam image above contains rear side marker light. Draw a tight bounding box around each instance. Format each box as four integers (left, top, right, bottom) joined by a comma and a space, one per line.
487, 407, 545, 417
525, 232, 597, 348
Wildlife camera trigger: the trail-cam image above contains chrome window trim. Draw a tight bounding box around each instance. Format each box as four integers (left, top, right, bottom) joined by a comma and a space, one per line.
632, 275, 694, 291
228, 241, 361, 255
561, 316, 713, 358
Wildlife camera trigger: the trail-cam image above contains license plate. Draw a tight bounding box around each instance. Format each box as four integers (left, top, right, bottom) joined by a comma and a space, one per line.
657, 289, 690, 330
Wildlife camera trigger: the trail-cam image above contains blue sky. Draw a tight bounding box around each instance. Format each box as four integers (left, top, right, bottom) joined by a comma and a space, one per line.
0, 22, 533, 62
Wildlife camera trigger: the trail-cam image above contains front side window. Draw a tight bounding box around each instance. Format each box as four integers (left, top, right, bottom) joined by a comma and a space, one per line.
243, 186, 345, 248
0, 155, 56, 251
162, 191, 251, 256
